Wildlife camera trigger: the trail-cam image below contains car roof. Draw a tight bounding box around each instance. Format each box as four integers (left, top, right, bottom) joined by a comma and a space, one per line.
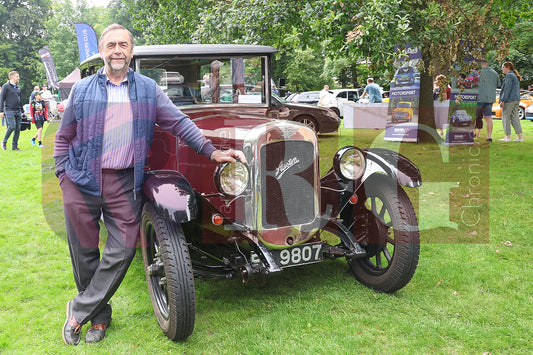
329, 89, 361, 93
81, 44, 278, 66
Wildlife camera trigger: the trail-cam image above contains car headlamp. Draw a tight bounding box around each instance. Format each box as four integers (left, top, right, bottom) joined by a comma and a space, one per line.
214, 161, 249, 196
333, 146, 366, 181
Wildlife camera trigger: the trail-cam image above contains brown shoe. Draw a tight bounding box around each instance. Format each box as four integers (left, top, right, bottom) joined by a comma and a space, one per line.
62, 301, 82, 345
85, 319, 111, 344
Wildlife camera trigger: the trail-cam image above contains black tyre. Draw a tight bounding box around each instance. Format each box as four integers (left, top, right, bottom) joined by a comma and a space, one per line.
329, 107, 340, 117
296, 115, 318, 132
141, 202, 195, 341
345, 177, 420, 293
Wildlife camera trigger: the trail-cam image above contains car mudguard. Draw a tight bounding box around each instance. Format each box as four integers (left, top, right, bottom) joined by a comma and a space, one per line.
143, 170, 198, 223
362, 148, 422, 188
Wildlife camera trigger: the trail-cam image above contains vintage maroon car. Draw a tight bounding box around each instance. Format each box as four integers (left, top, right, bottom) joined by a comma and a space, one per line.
81, 44, 422, 341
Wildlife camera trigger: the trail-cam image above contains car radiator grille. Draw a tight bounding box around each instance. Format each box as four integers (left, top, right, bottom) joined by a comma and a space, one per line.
259, 140, 316, 229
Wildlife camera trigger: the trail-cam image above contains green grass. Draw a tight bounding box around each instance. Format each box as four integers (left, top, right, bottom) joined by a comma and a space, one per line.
0, 120, 532, 354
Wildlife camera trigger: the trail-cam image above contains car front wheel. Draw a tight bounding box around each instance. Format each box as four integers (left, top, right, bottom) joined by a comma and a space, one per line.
342, 176, 420, 293
141, 202, 196, 341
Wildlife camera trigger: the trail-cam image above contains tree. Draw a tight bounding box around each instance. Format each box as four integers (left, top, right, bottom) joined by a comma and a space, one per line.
44, 0, 148, 83
0, 0, 52, 99
122, 0, 365, 90
344, 0, 521, 139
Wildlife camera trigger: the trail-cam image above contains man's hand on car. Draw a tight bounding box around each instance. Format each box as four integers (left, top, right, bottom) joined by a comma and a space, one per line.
210, 149, 247, 164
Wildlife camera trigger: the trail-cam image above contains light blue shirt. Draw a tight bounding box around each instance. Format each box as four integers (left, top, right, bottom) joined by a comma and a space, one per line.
364, 83, 382, 103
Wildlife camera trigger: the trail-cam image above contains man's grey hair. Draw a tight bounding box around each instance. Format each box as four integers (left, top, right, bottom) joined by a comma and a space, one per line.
99, 23, 134, 47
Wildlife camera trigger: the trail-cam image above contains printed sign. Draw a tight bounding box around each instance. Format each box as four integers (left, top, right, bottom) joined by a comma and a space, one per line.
385, 45, 421, 142
75, 23, 99, 63
38, 46, 59, 89
445, 44, 480, 145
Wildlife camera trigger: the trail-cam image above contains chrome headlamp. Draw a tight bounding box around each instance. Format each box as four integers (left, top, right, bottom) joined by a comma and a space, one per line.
214, 161, 249, 196
333, 146, 366, 181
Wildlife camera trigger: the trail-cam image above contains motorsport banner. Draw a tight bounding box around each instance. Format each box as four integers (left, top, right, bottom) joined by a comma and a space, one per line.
75, 23, 99, 63
38, 46, 59, 89
445, 44, 480, 145
385, 45, 421, 142
444, 90, 477, 145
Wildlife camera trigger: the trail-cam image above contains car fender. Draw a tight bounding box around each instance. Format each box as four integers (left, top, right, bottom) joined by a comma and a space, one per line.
143, 170, 198, 223
362, 148, 422, 188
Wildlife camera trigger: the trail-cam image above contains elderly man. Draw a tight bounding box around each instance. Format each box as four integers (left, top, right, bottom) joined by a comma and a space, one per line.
55, 24, 245, 345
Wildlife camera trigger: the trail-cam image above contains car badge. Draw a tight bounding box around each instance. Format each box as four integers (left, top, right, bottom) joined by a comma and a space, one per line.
275, 157, 300, 180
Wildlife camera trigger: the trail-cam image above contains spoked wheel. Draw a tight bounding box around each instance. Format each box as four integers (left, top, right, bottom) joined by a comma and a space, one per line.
297, 116, 318, 132
141, 202, 195, 341
344, 176, 420, 293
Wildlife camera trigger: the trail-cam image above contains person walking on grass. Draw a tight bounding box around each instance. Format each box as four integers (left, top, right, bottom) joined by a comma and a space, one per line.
30, 92, 48, 147
0, 71, 24, 151
499, 62, 524, 142
55, 23, 245, 346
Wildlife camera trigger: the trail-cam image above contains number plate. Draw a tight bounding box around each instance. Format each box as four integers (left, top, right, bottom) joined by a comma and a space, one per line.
251, 243, 323, 269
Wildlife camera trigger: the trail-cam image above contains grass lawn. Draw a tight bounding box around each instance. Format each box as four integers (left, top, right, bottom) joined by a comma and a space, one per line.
0, 119, 531, 354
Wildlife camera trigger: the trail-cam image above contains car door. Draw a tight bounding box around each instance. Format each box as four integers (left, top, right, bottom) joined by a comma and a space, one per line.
335, 91, 350, 117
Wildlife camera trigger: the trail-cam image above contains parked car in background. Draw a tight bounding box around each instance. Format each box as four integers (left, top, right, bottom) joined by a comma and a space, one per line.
290, 91, 321, 105
326, 88, 363, 117
284, 92, 297, 102
525, 103, 533, 121
391, 101, 414, 123
492, 91, 533, 120
450, 109, 473, 127
271, 93, 340, 133
456, 70, 480, 88
21, 104, 32, 131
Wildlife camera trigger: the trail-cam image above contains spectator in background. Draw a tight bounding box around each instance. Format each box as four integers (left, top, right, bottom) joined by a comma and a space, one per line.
475, 59, 500, 142
41, 85, 53, 114
318, 84, 330, 106
361, 78, 382, 103
0, 71, 24, 150
433, 74, 451, 101
433, 74, 451, 136
29, 86, 40, 105
499, 62, 524, 142
30, 92, 48, 147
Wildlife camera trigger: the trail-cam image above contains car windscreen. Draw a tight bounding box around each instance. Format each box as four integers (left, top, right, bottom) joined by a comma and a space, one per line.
138, 56, 267, 106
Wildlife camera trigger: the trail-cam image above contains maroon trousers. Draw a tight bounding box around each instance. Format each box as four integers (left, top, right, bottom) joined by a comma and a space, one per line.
60, 168, 141, 325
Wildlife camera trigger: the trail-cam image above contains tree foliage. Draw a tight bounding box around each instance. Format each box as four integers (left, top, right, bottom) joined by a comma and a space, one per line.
344, 0, 517, 133
0, 0, 52, 99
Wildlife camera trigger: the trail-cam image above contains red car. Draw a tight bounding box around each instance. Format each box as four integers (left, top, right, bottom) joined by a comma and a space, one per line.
456, 70, 480, 88
80, 44, 422, 341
